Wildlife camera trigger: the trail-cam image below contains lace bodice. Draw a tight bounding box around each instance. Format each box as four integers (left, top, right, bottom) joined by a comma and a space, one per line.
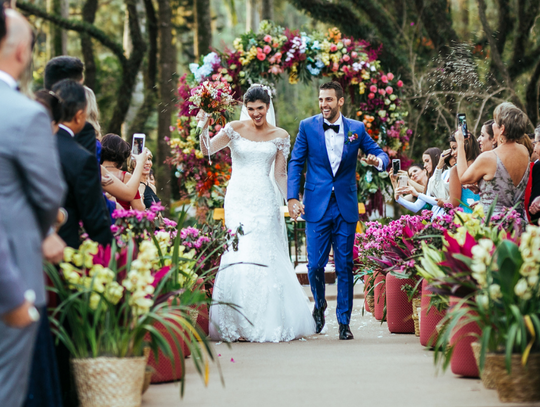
201, 123, 290, 200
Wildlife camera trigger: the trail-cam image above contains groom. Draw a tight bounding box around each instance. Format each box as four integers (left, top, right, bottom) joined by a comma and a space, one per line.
287, 81, 389, 340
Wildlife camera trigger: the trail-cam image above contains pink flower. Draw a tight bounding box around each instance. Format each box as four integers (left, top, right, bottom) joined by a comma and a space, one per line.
351, 51, 358, 58
397, 80, 403, 87
369, 85, 377, 93
150, 202, 165, 212
268, 56, 276, 64
378, 88, 386, 95
332, 63, 339, 72
257, 53, 266, 61
381, 75, 388, 83
342, 55, 350, 62
268, 65, 283, 75
330, 44, 338, 52
343, 39, 351, 47
263, 45, 272, 54
387, 72, 394, 80
274, 52, 282, 62
264, 35, 272, 43
385, 86, 393, 94
368, 93, 375, 99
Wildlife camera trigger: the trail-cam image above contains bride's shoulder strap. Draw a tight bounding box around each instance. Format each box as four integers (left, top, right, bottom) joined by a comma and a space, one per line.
222, 122, 241, 140
273, 133, 290, 158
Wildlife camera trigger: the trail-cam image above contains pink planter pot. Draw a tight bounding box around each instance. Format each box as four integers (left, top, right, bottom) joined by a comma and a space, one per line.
373, 273, 386, 321
196, 304, 209, 336
386, 273, 417, 333
420, 279, 446, 347
449, 297, 481, 378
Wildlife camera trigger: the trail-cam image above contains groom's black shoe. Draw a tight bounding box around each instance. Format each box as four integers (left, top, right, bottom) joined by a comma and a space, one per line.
339, 324, 354, 340
313, 300, 327, 334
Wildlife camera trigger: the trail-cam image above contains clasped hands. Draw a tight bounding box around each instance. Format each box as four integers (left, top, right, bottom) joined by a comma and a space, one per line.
288, 199, 305, 221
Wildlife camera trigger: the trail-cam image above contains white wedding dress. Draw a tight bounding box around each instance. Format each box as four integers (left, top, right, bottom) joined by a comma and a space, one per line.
206, 123, 315, 342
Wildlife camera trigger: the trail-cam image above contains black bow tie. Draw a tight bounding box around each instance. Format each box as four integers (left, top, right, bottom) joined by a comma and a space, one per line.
323, 122, 340, 133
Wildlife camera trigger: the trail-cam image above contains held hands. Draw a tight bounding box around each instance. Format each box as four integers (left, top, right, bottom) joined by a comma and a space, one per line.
361, 154, 379, 167
288, 199, 305, 221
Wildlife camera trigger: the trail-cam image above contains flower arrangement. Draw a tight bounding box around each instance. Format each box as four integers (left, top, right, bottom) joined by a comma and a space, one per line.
171, 22, 412, 216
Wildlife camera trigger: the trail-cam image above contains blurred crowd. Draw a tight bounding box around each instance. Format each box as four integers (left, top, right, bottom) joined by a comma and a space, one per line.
391, 102, 540, 225
0, 7, 160, 407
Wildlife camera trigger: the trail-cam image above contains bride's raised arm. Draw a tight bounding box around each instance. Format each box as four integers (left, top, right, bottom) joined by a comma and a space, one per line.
200, 122, 238, 156
273, 135, 291, 202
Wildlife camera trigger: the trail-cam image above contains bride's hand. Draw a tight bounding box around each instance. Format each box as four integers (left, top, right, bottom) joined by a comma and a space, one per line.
288, 199, 304, 221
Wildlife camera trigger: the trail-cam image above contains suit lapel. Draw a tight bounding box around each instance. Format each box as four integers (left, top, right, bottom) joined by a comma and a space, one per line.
336, 116, 350, 175
316, 114, 333, 174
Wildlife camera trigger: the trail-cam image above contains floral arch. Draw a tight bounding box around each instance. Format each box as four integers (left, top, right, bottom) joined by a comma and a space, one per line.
168, 21, 412, 220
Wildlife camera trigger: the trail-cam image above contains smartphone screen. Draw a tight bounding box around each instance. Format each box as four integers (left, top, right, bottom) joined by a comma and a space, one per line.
132, 133, 146, 155
457, 114, 469, 138
392, 159, 401, 174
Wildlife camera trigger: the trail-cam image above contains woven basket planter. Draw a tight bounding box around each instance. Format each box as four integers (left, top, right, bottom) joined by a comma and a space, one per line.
411, 297, 421, 337
419, 279, 446, 347
449, 297, 481, 378
386, 273, 416, 333
373, 273, 386, 321
72, 357, 146, 407
491, 353, 540, 402
470, 341, 499, 389
364, 274, 374, 313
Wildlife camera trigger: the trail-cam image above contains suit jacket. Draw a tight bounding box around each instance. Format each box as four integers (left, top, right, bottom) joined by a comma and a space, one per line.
288, 114, 389, 223
56, 128, 113, 248
75, 121, 97, 156
527, 161, 540, 223
0, 220, 25, 315
0, 80, 66, 307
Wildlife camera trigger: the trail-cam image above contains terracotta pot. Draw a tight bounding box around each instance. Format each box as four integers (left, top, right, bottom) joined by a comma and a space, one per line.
492, 353, 540, 402
196, 303, 209, 336
419, 279, 446, 347
373, 273, 386, 321
386, 273, 417, 333
449, 297, 481, 378
364, 274, 373, 312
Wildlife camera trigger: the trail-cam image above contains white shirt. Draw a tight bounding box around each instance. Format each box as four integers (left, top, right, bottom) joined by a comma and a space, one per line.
324, 114, 384, 176
58, 124, 75, 137
324, 114, 345, 176
0, 70, 17, 90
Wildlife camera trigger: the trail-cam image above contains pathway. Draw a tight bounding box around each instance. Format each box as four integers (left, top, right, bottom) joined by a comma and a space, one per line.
142, 287, 540, 407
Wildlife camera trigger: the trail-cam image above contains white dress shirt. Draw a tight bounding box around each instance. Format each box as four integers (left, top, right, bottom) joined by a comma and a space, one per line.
324, 114, 384, 176
324, 114, 345, 176
58, 124, 75, 137
0, 70, 18, 90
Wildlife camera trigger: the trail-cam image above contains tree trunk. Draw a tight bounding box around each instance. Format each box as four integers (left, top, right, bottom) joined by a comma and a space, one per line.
156, 0, 175, 207
48, 0, 64, 57
246, 0, 259, 31
80, 0, 98, 91
194, 0, 212, 59
261, 0, 273, 21
525, 59, 540, 127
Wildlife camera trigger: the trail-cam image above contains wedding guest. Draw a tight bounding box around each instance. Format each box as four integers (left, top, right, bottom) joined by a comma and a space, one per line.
439, 133, 480, 213
52, 79, 113, 248
44, 56, 96, 155
531, 126, 540, 163
517, 133, 533, 159
100, 133, 145, 210
129, 149, 161, 208
477, 119, 497, 152
0, 10, 66, 407
389, 164, 427, 202
457, 102, 530, 221
525, 125, 540, 222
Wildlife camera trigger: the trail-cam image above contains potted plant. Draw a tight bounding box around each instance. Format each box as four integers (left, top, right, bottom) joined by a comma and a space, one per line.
46, 237, 216, 406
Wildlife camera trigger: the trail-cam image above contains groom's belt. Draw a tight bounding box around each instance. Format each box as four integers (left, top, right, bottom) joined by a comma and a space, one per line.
330, 190, 335, 198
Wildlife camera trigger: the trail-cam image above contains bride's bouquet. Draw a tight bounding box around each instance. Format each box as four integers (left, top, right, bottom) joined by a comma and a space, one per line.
189, 80, 236, 136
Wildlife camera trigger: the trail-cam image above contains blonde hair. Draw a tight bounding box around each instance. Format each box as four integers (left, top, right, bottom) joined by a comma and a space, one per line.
84, 86, 102, 139
493, 102, 529, 142
128, 148, 153, 172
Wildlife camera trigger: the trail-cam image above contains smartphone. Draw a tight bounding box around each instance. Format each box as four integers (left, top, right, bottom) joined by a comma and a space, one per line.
457, 113, 469, 139
398, 175, 408, 188
132, 133, 146, 155
392, 159, 401, 174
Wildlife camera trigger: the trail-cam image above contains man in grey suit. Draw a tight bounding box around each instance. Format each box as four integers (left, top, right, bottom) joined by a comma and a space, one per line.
0, 10, 66, 407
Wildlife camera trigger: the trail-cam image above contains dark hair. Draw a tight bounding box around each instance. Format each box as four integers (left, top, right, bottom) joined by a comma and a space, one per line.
52, 79, 87, 122
243, 85, 271, 105
423, 147, 442, 178
0, 6, 6, 42
319, 81, 344, 100
100, 133, 131, 168
483, 119, 495, 139
44, 56, 84, 90
34, 89, 62, 124
448, 132, 480, 163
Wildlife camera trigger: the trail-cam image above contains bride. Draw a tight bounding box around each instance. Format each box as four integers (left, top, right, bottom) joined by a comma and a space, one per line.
202, 84, 315, 342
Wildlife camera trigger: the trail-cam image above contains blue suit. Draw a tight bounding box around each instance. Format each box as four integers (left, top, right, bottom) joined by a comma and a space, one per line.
288, 114, 389, 324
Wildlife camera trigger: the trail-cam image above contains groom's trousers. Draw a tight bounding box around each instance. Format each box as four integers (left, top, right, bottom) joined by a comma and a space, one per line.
306, 194, 356, 325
